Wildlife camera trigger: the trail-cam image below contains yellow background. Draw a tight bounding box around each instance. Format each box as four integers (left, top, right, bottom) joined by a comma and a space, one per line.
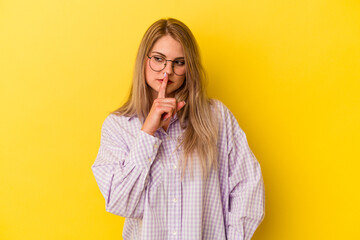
1, 0, 359, 239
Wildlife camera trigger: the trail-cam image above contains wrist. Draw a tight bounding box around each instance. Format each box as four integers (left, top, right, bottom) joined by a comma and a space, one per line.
141, 127, 155, 136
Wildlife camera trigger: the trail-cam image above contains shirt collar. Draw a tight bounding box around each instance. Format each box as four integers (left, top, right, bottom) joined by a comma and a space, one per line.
126, 112, 179, 122
126, 115, 136, 121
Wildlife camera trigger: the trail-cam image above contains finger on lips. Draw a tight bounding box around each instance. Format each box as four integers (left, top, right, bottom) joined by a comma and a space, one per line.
157, 72, 168, 99
156, 72, 185, 121
157, 72, 171, 121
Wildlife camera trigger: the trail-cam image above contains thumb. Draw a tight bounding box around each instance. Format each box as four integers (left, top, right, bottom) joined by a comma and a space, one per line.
177, 101, 186, 111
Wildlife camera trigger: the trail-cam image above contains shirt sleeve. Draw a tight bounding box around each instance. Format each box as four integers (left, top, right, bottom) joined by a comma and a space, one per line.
226, 109, 265, 240
91, 114, 162, 219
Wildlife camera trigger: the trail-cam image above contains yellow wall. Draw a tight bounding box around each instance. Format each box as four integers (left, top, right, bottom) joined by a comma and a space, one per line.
1, 0, 359, 239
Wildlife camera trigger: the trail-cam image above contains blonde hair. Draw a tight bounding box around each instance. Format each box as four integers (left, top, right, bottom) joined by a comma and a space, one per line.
111, 18, 219, 180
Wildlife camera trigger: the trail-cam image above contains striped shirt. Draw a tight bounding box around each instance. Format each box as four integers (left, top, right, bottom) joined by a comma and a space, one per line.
92, 99, 265, 240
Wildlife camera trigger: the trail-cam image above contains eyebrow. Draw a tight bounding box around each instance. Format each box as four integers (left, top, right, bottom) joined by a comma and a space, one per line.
151, 51, 184, 59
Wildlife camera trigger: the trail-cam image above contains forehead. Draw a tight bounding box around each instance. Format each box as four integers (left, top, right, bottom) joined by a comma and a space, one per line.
151, 35, 184, 58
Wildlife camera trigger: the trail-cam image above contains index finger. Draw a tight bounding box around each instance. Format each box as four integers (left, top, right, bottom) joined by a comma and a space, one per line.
157, 72, 168, 99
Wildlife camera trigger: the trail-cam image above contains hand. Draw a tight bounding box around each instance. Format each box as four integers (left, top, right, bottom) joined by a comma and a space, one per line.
141, 73, 186, 136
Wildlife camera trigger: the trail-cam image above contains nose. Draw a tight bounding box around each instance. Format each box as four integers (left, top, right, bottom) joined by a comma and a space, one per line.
163, 61, 174, 75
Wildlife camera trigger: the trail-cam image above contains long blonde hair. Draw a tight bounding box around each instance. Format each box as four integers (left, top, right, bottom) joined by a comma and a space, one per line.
111, 18, 219, 180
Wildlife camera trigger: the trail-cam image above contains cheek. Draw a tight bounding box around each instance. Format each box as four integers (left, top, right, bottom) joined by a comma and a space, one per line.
145, 61, 152, 83
177, 76, 186, 85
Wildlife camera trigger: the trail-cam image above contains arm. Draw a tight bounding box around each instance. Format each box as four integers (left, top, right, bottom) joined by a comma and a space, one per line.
226, 112, 265, 240
91, 114, 162, 218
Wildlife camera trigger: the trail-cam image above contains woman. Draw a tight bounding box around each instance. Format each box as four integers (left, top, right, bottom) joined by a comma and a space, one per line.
92, 18, 265, 239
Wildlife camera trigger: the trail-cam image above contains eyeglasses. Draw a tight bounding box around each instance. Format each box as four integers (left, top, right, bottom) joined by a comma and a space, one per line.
147, 55, 186, 76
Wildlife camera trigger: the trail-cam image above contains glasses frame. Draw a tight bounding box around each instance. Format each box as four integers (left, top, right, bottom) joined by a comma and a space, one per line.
147, 55, 186, 76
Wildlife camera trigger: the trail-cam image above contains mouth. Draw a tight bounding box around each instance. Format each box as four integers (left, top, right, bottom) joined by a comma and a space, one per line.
157, 79, 173, 84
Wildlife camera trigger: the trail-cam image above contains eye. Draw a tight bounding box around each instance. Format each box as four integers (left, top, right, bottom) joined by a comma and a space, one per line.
153, 56, 164, 62
174, 60, 185, 66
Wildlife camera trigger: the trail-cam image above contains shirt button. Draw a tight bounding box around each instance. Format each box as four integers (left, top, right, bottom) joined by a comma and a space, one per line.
166, 136, 171, 140
154, 144, 158, 148
173, 198, 177, 203
173, 165, 177, 169
172, 231, 177, 235
148, 158, 152, 162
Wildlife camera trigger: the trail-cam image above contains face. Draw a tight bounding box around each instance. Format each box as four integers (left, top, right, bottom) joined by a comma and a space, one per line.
145, 35, 186, 99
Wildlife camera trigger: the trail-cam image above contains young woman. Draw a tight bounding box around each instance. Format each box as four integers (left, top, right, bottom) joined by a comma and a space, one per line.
92, 18, 265, 240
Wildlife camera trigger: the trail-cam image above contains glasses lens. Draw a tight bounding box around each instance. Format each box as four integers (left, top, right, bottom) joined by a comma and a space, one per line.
149, 56, 186, 76
149, 56, 165, 72
173, 59, 186, 76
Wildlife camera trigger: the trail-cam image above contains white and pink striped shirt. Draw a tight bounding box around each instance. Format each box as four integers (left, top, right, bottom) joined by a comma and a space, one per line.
92, 99, 265, 239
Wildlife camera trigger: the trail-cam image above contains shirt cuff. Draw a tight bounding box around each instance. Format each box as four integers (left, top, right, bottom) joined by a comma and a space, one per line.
129, 129, 162, 170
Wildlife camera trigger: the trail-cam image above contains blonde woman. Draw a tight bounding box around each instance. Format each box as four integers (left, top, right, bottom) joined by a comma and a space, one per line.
92, 18, 265, 239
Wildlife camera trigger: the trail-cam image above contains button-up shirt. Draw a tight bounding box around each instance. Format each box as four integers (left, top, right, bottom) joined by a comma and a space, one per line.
92, 99, 265, 240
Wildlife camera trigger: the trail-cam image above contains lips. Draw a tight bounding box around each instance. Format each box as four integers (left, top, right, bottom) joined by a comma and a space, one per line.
157, 79, 173, 84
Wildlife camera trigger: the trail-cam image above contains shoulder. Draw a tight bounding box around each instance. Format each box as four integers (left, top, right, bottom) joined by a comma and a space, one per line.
209, 98, 227, 114
101, 113, 140, 139
209, 98, 235, 122
209, 98, 245, 137
102, 113, 132, 129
